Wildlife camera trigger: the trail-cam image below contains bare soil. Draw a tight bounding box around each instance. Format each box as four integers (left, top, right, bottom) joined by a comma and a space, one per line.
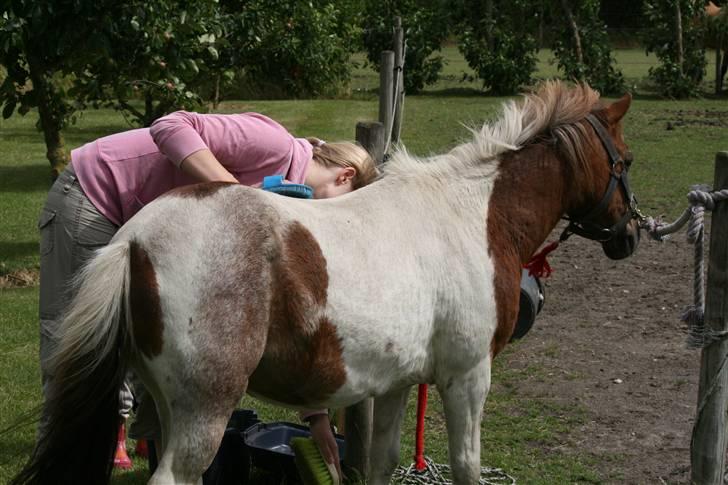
501, 222, 704, 484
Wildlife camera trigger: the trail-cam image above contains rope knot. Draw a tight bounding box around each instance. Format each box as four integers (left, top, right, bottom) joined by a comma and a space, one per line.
687, 189, 715, 210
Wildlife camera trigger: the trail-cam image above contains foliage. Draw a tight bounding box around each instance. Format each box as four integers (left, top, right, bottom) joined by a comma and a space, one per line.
73, 0, 226, 127
551, 0, 626, 95
0, 0, 113, 175
361, 0, 450, 94
455, 0, 540, 95
643, 0, 707, 98
233, 1, 358, 98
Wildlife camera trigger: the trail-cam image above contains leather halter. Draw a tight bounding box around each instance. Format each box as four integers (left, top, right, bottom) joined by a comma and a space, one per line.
560, 114, 637, 242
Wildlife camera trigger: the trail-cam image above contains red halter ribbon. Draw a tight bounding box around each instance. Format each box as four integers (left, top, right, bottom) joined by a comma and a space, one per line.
414, 383, 428, 471
524, 241, 559, 278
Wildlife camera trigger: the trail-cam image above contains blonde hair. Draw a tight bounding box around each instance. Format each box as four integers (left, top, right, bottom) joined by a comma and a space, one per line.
307, 138, 379, 189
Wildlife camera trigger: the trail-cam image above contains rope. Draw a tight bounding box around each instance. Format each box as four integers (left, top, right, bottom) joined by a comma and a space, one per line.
392, 456, 516, 485
640, 186, 728, 348
383, 38, 407, 155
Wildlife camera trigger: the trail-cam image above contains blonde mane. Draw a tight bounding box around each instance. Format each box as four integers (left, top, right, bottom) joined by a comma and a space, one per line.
383, 81, 602, 177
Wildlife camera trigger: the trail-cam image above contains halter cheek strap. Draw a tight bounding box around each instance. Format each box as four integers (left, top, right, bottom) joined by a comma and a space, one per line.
561, 114, 637, 242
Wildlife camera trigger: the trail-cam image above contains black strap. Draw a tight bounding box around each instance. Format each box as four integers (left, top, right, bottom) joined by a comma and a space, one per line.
585, 115, 623, 166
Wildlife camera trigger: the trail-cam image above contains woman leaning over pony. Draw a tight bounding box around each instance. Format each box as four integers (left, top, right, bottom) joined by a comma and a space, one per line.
37, 110, 378, 475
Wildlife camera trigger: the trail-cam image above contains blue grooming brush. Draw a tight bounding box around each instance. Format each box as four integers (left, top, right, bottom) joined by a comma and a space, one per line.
262, 175, 314, 199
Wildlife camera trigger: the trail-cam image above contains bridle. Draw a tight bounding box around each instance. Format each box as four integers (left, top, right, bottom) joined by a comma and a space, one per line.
560, 113, 641, 243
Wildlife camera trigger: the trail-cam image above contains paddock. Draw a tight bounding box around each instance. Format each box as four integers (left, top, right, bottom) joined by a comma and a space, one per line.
1, 81, 727, 484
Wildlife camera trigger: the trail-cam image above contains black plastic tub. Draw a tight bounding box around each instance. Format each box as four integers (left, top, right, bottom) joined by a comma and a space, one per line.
243, 421, 346, 483
201, 409, 261, 485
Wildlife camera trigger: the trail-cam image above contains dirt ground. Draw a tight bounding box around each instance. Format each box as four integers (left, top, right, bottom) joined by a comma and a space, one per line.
502, 221, 706, 484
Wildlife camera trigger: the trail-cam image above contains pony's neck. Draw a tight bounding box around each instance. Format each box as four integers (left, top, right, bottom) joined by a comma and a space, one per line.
488, 143, 572, 264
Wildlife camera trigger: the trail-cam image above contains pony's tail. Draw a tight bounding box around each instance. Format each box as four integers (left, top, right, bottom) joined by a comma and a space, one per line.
12, 241, 132, 485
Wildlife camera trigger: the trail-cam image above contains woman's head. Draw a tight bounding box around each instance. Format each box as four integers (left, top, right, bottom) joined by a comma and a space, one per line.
304, 138, 379, 198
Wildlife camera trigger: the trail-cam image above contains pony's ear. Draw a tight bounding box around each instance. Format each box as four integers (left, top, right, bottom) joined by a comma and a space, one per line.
606, 93, 632, 124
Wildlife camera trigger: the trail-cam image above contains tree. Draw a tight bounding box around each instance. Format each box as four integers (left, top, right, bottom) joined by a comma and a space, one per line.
74, 0, 225, 127
455, 0, 540, 95
238, 1, 358, 98
0, 1, 113, 177
551, 0, 626, 94
361, 0, 450, 94
643, 0, 707, 98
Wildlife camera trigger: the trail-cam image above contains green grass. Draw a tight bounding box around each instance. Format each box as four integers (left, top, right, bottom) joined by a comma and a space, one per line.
1, 48, 727, 483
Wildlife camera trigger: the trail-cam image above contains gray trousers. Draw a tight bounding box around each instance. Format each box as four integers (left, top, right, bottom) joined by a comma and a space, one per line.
39, 167, 134, 418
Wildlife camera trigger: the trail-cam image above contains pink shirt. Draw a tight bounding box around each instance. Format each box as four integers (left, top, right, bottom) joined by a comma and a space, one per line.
71, 111, 313, 226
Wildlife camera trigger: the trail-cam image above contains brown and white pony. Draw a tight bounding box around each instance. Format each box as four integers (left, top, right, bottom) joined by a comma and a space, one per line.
13, 81, 640, 485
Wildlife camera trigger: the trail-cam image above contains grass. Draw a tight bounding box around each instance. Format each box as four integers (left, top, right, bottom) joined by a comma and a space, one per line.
1, 47, 727, 484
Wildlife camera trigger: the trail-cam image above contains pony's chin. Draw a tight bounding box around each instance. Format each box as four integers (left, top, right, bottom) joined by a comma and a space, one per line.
602, 222, 640, 260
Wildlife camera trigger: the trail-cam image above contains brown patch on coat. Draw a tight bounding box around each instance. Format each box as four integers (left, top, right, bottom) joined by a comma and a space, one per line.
248, 221, 346, 406
167, 181, 235, 199
129, 241, 164, 358
487, 145, 570, 357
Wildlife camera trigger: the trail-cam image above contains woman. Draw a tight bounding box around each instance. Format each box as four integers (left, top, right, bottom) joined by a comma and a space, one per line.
38, 110, 378, 473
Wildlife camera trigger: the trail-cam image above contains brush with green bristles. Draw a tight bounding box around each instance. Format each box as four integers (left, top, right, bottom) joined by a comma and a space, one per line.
290, 436, 341, 485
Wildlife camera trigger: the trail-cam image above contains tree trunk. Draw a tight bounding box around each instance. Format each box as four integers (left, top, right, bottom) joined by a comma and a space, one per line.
675, 0, 684, 76
560, 0, 584, 73
26, 59, 69, 180
485, 0, 494, 51
716, 36, 723, 94
213, 74, 221, 110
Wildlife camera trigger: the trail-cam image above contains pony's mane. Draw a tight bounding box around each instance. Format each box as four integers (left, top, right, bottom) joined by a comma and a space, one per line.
383, 81, 602, 177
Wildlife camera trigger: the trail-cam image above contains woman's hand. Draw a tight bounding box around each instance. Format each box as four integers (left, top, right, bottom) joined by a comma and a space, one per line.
307, 414, 342, 480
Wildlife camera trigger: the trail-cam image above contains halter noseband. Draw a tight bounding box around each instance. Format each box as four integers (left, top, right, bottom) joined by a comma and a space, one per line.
560, 114, 638, 243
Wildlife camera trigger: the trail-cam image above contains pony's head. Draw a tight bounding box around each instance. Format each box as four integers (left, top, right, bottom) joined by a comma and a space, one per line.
560, 92, 640, 260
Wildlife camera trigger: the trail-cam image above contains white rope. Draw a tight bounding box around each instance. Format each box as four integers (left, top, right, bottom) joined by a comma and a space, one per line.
383, 38, 407, 156
391, 456, 516, 485
640, 186, 728, 348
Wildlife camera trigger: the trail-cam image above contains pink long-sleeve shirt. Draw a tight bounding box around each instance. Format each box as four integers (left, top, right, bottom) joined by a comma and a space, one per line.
71, 111, 313, 226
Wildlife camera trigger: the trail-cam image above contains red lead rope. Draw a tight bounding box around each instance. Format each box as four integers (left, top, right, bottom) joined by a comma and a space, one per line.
414, 383, 428, 471
523, 241, 559, 278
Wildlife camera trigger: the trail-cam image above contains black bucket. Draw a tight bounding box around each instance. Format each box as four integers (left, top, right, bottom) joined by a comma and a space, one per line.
243, 421, 345, 483
202, 409, 261, 485
511, 268, 545, 341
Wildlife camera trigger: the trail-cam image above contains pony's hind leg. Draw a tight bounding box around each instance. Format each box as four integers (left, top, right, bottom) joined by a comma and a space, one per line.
438, 358, 491, 485
368, 386, 411, 485
149, 388, 240, 485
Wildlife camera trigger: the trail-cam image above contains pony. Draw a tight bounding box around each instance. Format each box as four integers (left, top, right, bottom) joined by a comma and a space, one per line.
12, 81, 640, 485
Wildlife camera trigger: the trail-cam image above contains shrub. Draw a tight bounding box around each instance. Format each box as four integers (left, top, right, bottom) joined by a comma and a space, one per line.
235, 1, 357, 98
456, 0, 539, 95
551, 0, 626, 95
361, 0, 450, 94
643, 0, 707, 98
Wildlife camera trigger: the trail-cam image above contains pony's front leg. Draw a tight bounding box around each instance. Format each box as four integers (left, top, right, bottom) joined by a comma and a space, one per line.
368, 386, 411, 485
438, 358, 491, 484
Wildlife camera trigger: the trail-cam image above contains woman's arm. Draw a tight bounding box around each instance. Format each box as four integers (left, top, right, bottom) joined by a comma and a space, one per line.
150, 110, 307, 184
178, 149, 238, 183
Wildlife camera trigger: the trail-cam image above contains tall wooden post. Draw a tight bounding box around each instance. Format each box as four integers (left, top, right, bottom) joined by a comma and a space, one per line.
392, 17, 405, 145
356, 121, 386, 165
379, 50, 395, 145
691, 152, 728, 484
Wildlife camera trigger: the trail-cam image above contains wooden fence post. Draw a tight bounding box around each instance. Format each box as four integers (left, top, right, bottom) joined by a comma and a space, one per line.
356, 121, 386, 165
392, 16, 405, 145
341, 121, 386, 481
690, 151, 728, 484
379, 50, 395, 145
